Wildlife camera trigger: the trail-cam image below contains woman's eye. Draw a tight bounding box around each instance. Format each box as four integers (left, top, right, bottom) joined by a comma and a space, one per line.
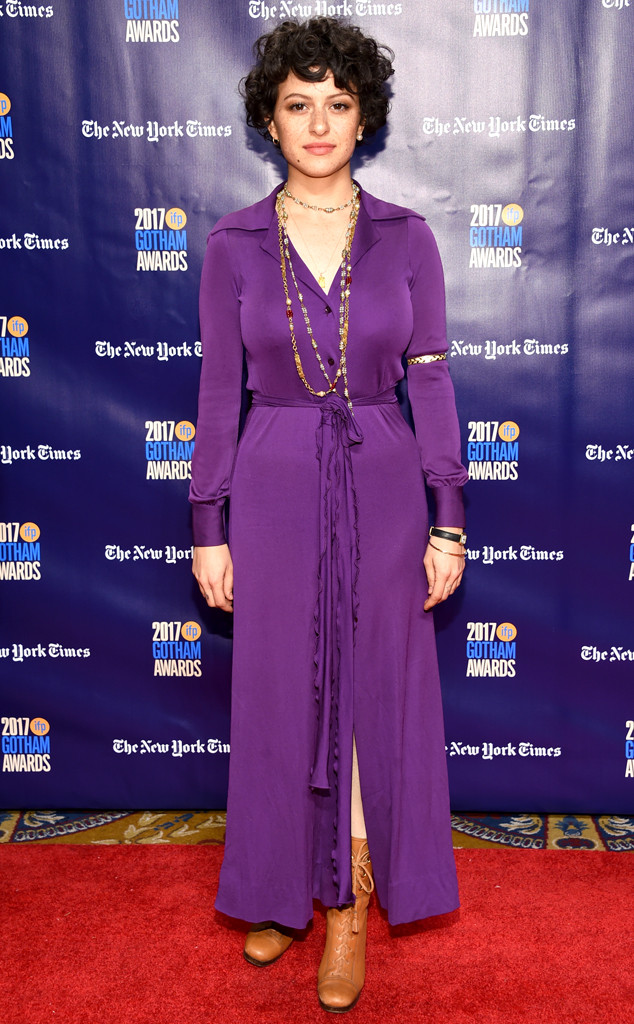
332, 103, 350, 111
288, 103, 306, 112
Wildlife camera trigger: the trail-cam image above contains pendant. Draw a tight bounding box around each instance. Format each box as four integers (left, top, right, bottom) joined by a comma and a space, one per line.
318, 273, 326, 289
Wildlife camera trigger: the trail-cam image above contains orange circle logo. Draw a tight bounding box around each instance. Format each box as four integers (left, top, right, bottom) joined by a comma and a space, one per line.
0, 93, 11, 117
165, 207, 187, 230
31, 718, 50, 736
181, 621, 201, 641
175, 420, 195, 441
20, 522, 40, 542
496, 622, 517, 642
502, 203, 523, 226
8, 316, 28, 338
498, 421, 520, 442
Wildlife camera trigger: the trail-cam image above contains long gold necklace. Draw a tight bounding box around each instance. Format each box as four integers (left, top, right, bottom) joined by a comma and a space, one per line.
277, 182, 360, 411
287, 207, 349, 291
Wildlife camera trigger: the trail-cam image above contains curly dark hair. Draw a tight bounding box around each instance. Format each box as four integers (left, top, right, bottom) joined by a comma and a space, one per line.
241, 18, 394, 146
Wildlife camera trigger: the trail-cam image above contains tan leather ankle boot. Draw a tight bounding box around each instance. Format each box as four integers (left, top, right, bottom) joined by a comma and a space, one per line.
243, 922, 294, 966
317, 837, 374, 1012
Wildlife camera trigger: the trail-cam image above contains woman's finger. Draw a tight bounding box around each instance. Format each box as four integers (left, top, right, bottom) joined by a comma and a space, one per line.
423, 550, 465, 610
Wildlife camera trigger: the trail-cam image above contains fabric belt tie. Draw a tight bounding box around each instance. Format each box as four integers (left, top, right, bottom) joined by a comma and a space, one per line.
250, 389, 397, 902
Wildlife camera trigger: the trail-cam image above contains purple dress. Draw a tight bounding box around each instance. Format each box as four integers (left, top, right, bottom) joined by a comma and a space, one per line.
189, 185, 467, 929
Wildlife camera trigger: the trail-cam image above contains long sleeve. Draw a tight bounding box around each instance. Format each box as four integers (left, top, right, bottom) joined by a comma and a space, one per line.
189, 228, 244, 546
405, 216, 467, 526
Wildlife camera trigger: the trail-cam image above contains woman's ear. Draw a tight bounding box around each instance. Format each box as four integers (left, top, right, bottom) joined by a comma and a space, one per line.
268, 119, 278, 143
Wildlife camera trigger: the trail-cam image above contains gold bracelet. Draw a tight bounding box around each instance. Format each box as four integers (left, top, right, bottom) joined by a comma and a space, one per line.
407, 353, 447, 365
428, 540, 466, 558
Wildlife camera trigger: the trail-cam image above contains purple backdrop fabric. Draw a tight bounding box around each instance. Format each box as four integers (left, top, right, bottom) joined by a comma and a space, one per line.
1, 1, 633, 812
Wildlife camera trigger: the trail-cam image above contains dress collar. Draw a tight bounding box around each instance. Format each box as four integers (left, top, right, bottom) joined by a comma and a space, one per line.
209, 183, 424, 300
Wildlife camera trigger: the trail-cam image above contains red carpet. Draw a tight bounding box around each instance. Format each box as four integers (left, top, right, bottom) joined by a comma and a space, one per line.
2, 846, 632, 1023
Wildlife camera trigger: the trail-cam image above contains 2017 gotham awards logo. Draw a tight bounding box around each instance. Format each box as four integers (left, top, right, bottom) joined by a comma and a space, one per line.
472, 0, 529, 37
467, 420, 519, 480
0, 315, 29, 377
145, 419, 195, 479
0, 522, 41, 580
469, 203, 523, 268
152, 620, 201, 677
466, 620, 517, 676
1, 716, 50, 773
0, 92, 13, 160
124, 0, 179, 42
135, 207, 187, 271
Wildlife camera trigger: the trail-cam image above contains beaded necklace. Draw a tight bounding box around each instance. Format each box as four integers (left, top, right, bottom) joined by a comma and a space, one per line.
277, 182, 360, 411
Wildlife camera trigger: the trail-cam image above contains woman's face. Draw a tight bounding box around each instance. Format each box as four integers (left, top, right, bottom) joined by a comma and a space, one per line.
268, 70, 363, 182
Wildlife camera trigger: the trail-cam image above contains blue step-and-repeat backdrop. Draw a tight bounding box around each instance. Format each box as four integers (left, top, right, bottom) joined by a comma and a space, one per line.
1, 1, 633, 812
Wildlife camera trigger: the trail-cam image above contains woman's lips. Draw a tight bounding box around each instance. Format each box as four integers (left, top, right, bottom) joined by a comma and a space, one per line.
303, 144, 336, 155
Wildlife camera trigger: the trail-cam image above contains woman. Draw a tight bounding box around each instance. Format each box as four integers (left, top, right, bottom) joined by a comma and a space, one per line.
190, 17, 467, 1013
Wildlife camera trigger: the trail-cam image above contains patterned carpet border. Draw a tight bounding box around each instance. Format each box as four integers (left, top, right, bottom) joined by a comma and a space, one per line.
450, 813, 634, 851
0, 810, 226, 846
1, 810, 633, 850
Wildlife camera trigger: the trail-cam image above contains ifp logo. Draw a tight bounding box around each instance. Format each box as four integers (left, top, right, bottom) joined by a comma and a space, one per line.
502, 203, 523, 227
181, 621, 201, 642
175, 420, 195, 442
165, 207, 186, 230
499, 420, 520, 442
496, 622, 517, 642
8, 315, 27, 336
19, 522, 40, 542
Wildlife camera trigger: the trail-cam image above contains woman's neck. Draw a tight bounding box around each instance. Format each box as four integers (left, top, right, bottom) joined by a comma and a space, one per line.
285, 166, 354, 208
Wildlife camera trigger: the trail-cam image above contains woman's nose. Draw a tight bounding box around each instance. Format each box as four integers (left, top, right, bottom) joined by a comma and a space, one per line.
310, 108, 329, 135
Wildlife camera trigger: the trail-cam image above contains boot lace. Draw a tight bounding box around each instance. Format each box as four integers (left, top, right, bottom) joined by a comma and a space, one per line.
351, 841, 374, 934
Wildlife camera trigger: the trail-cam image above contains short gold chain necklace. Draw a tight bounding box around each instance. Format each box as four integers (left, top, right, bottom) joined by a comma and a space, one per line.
277, 182, 360, 411
282, 184, 356, 214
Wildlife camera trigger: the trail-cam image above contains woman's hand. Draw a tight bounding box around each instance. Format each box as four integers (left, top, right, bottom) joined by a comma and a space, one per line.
193, 544, 234, 612
423, 527, 465, 611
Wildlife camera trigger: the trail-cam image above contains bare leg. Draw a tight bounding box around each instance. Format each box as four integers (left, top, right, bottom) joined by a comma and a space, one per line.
350, 734, 367, 840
